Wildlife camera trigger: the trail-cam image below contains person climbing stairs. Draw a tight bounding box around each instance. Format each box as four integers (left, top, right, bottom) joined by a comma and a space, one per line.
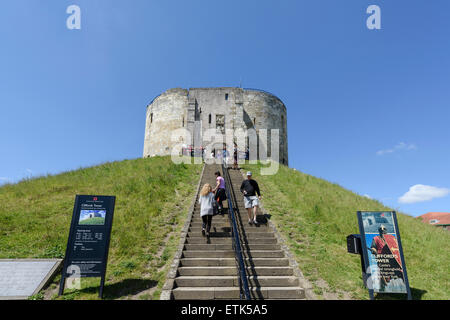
169, 163, 306, 300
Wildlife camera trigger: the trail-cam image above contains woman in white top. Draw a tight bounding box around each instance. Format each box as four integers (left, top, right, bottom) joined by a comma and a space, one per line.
198, 183, 215, 237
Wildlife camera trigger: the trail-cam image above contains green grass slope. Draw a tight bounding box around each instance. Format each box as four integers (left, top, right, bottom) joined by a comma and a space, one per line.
0, 156, 202, 300
242, 163, 450, 300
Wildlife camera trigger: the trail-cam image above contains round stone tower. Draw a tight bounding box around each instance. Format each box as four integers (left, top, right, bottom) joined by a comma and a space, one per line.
143, 87, 288, 165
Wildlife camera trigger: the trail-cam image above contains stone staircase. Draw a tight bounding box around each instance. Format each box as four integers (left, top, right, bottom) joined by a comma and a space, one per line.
172, 164, 239, 299
170, 164, 305, 300
227, 167, 305, 300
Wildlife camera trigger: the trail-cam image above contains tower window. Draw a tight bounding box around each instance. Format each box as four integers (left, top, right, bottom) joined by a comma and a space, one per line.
182, 117, 184, 127
225, 93, 229, 100
209, 114, 212, 124
151, 113, 153, 123
216, 114, 225, 134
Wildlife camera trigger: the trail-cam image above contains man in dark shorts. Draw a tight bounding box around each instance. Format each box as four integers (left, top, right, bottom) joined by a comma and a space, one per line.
240, 171, 261, 225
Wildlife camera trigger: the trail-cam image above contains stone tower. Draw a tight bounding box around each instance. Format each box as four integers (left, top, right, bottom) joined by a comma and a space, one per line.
143, 87, 288, 165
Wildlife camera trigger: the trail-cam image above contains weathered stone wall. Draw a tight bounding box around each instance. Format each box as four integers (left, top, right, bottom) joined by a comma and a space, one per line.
143, 88, 189, 157
243, 90, 288, 165
143, 87, 288, 165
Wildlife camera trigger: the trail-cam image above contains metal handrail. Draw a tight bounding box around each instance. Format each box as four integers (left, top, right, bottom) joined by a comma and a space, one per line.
222, 162, 251, 300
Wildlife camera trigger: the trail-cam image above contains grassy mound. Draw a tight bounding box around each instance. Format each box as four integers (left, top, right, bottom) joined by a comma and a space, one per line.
1, 157, 447, 300
241, 162, 450, 300
0, 156, 202, 300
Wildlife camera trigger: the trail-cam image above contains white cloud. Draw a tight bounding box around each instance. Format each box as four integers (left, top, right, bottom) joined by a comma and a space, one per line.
398, 184, 450, 204
0, 177, 10, 181
363, 194, 372, 199
377, 142, 417, 156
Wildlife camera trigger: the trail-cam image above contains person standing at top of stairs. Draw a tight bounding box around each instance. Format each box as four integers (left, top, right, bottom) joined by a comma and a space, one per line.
213, 171, 226, 215
240, 171, 262, 225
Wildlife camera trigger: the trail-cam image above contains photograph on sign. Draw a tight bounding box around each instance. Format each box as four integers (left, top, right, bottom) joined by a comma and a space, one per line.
359, 212, 407, 293
79, 209, 107, 225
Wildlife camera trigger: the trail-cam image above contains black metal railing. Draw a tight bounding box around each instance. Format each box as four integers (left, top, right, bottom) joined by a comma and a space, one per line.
222, 162, 251, 300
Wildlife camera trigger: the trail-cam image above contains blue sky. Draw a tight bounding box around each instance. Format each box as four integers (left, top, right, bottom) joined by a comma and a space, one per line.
0, 1, 449, 217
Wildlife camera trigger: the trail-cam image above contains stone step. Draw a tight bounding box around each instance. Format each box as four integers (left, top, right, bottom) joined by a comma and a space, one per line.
190, 215, 229, 220
241, 232, 275, 238
239, 226, 271, 231
242, 250, 285, 258
191, 212, 228, 216
185, 237, 278, 244
182, 250, 285, 258
190, 222, 230, 228
194, 211, 227, 215
246, 266, 293, 276
182, 250, 236, 258
180, 258, 237, 267
249, 287, 305, 300
172, 286, 305, 300
190, 217, 229, 223
174, 276, 299, 287
175, 276, 237, 288
178, 266, 293, 277
179, 257, 290, 267
243, 258, 290, 266
172, 287, 239, 300
178, 266, 237, 276
189, 227, 270, 233
186, 232, 275, 240
183, 244, 233, 251
184, 244, 281, 251
187, 231, 232, 238
188, 225, 275, 238
190, 228, 272, 235
188, 226, 226, 231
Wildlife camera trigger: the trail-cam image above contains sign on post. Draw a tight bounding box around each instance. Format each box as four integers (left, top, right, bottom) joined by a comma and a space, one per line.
59, 195, 115, 298
357, 211, 412, 300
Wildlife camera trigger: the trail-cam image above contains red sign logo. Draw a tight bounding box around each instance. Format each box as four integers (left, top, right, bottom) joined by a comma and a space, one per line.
93, 197, 98, 201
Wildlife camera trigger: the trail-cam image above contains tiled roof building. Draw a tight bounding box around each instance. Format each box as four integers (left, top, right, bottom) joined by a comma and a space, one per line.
418, 212, 450, 230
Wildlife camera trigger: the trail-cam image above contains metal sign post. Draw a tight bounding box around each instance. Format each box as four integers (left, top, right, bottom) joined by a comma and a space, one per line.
59, 195, 115, 299
349, 211, 412, 300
